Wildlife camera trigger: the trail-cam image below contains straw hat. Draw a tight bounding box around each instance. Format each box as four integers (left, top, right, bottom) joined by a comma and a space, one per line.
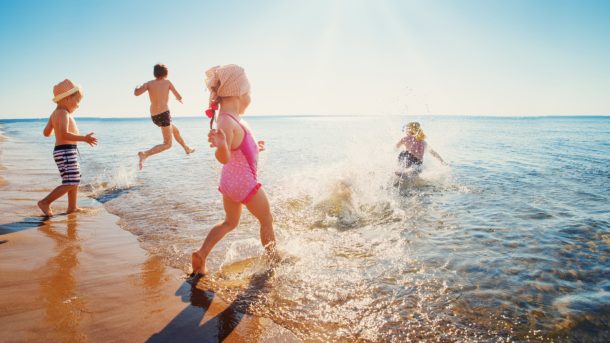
52, 79, 81, 103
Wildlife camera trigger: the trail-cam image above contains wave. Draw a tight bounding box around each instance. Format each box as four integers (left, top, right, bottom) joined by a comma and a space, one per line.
81, 165, 138, 203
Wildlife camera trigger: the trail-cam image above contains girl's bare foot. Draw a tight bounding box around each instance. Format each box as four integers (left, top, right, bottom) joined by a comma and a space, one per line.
138, 152, 147, 170
191, 251, 207, 276
66, 207, 83, 214
38, 200, 53, 217
185, 147, 195, 155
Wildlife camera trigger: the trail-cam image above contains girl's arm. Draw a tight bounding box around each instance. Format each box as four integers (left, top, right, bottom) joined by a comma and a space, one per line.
43, 116, 54, 137
395, 137, 405, 149
429, 147, 447, 165
209, 119, 234, 164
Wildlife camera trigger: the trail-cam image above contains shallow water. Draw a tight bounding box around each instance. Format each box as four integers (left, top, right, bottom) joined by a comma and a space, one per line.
1, 115, 609, 341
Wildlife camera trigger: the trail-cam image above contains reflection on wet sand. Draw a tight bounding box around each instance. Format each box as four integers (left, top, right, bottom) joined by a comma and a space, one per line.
37, 214, 87, 342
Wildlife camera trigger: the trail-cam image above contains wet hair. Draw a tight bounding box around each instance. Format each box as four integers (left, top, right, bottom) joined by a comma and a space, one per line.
153, 64, 168, 78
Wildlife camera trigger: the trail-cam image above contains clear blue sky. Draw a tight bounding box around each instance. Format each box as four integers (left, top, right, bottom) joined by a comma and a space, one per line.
1, 0, 609, 118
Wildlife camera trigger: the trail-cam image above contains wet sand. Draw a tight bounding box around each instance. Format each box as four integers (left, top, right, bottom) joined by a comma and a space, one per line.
0, 131, 299, 342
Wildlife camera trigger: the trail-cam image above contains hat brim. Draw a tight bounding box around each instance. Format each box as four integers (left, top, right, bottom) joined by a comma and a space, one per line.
53, 86, 81, 103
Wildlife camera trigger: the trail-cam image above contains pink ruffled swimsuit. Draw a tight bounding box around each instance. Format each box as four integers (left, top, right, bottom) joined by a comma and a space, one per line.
218, 113, 261, 204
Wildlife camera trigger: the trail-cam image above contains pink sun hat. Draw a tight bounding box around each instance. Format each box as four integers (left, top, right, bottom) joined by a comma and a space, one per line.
205, 64, 250, 103
52, 79, 82, 103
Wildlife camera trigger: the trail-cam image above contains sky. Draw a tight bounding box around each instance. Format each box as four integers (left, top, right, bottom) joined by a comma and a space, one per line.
0, 0, 609, 118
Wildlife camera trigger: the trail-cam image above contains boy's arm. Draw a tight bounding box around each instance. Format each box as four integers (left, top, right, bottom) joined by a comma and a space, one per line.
56, 112, 97, 145
43, 117, 54, 137
134, 82, 149, 96
169, 82, 183, 103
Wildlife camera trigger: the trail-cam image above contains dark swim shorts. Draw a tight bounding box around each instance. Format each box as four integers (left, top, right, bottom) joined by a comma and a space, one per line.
151, 111, 172, 127
54, 144, 81, 185
398, 150, 423, 168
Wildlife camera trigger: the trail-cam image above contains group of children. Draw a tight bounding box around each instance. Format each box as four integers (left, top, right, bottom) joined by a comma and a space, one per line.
37, 63, 443, 277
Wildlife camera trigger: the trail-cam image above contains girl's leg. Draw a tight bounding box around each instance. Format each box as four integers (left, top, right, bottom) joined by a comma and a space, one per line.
38, 185, 76, 216
171, 124, 194, 154
138, 126, 173, 170
192, 195, 242, 275
244, 188, 276, 252
66, 186, 79, 213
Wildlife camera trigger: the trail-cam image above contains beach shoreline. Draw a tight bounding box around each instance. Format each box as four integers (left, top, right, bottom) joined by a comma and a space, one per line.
0, 125, 299, 342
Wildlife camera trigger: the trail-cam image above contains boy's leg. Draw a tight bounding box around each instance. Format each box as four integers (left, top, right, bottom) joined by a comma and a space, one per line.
244, 188, 276, 252
192, 195, 242, 275
171, 124, 194, 154
67, 186, 79, 213
38, 185, 74, 216
138, 126, 173, 170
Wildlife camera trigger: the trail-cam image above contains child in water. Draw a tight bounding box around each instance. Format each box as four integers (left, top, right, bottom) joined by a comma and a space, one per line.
191, 64, 276, 276
134, 64, 194, 170
38, 79, 97, 216
395, 122, 446, 176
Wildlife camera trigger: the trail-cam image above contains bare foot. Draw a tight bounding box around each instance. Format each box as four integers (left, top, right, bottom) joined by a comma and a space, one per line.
38, 200, 53, 217
191, 251, 207, 276
185, 147, 195, 155
66, 207, 83, 214
138, 152, 146, 170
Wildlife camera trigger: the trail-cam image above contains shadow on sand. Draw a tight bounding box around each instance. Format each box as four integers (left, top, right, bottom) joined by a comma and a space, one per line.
0, 216, 46, 236
147, 268, 274, 342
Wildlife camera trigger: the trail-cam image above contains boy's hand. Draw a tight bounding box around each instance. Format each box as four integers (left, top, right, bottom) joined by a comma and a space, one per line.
84, 132, 98, 147
257, 140, 265, 152
208, 129, 226, 148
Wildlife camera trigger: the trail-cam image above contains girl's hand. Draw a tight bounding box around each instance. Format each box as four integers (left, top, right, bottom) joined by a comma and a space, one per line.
257, 140, 265, 152
208, 129, 227, 148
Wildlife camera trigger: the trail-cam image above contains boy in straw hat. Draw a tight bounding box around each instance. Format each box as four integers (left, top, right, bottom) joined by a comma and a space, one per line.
134, 63, 194, 170
38, 79, 97, 216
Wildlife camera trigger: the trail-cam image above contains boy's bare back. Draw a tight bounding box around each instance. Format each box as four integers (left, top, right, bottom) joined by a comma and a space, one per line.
138, 79, 182, 115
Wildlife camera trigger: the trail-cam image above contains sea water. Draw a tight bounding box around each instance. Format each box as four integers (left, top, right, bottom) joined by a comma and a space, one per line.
1, 115, 608, 341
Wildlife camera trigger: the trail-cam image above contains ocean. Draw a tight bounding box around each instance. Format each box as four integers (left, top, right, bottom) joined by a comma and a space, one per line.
1, 115, 609, 341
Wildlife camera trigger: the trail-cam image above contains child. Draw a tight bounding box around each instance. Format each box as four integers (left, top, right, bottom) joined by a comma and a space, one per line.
134, 64, 194, 170
38, 79, 97, 217
191, 64, 275, 276
395, 122, 446, 175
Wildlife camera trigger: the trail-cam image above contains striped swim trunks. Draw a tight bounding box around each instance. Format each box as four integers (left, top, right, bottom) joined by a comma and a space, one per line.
53, 144, 81, 185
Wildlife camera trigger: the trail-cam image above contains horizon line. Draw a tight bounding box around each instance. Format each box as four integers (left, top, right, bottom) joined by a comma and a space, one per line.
1, 113, 610, 122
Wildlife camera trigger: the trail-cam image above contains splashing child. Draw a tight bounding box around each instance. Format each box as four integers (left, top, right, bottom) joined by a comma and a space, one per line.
191, 64, 276, 276
395, 122, 447, 177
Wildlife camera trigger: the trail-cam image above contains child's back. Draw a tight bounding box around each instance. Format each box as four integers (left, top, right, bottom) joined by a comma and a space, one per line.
146, 79, 172, 115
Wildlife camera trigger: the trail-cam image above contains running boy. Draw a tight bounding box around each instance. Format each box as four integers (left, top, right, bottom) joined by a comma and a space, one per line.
38, 79, 97, 216
134, 64, 194, 170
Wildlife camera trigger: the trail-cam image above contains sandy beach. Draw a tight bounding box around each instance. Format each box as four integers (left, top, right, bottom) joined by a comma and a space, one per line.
0, 128, 299, 342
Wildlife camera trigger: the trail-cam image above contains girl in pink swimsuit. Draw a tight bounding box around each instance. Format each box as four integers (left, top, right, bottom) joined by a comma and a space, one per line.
192, 64, 276, 277
217, 112, 261, 203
